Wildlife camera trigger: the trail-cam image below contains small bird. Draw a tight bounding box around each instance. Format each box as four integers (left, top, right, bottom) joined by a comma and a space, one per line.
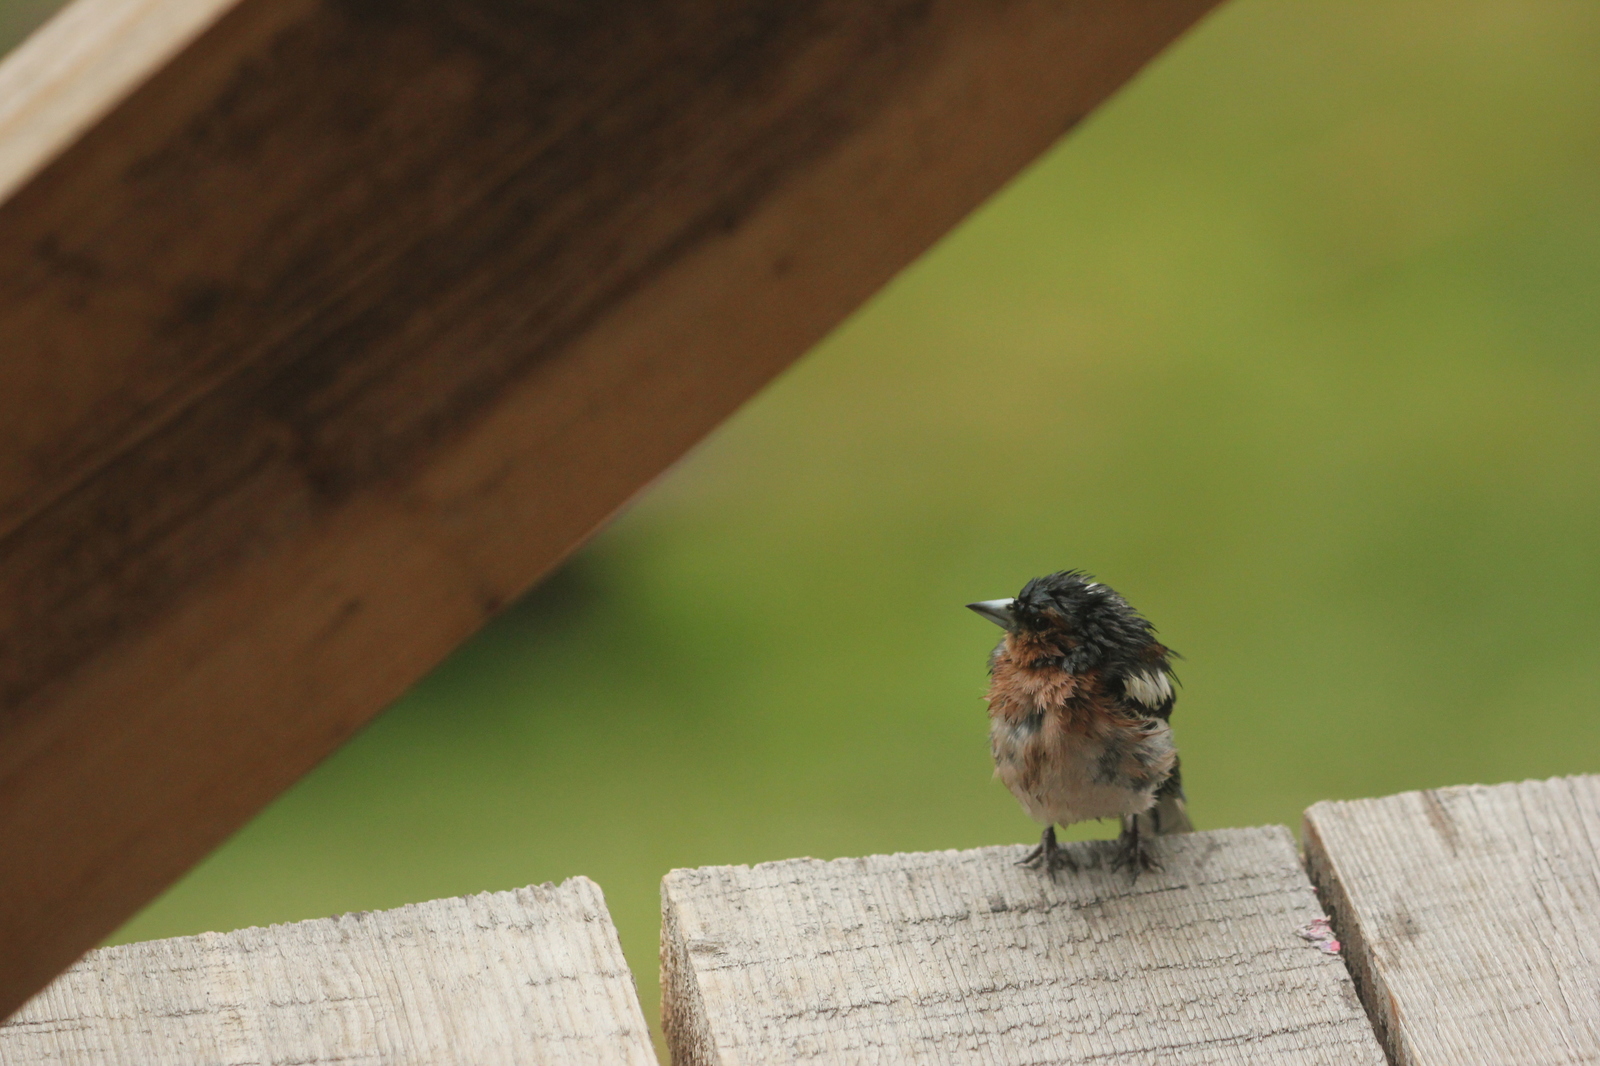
968, 571, 1191, 878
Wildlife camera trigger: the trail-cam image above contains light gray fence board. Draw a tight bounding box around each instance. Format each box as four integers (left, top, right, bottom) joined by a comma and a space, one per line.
1306, 774, 1600, 1066
0, 877, 655, 1065
663, 826, 1384, 1065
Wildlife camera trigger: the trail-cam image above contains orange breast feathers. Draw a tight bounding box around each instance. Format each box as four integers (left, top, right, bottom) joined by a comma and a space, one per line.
986, 632, 1084, 725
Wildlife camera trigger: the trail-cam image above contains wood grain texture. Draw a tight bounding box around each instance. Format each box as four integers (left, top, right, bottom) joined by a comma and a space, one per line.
1305, 775, 1600, 1066
0, 0, 1223, 1016
661, 827, 1385, 1065
0, 877, 657, 1065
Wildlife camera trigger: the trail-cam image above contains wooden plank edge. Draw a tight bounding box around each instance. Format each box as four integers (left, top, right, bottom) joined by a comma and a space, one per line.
1302, 804, 1401, 1066
0, 0, 253, 204
661, 878, 718, 1066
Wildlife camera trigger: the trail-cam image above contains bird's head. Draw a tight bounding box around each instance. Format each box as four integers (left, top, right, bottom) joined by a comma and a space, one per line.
967, 570, 1163, 673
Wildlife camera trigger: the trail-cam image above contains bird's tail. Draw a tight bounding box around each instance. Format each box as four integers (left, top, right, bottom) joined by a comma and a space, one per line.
1139, 763, 1194, 836
1139, 790, 1193, 836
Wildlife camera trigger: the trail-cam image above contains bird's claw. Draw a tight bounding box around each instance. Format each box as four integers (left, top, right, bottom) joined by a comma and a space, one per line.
1017, 848, 1079, 877
1108, 834, 1160, 881
1018, 826, 1078, 879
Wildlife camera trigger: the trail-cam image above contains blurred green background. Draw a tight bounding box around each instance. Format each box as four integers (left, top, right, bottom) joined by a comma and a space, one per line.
9, 0, 1600, 1051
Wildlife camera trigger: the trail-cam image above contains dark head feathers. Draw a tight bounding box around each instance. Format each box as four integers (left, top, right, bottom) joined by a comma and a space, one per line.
1011, 570, 1175, 676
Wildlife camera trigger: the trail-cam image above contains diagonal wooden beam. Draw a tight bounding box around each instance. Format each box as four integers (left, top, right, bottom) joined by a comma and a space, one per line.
0, 0, 1221, 1017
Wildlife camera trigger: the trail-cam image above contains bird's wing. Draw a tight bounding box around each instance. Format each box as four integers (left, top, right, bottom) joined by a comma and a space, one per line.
1116, 665, 1176, 720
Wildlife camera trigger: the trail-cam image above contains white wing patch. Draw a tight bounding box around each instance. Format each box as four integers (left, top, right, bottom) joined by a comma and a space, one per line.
1122, 669, 1173, 709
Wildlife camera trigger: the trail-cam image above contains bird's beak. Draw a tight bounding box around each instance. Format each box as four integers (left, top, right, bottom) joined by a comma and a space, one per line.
966, 598, 1016, 629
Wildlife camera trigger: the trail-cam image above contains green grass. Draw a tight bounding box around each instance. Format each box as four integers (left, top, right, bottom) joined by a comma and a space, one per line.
22, 0, 1598, 1051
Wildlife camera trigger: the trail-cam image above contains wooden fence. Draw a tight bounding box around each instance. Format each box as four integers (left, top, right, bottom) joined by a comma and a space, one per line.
3, 774, 1595, 1064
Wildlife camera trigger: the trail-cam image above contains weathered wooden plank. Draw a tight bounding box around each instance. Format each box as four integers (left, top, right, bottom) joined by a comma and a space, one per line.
1304, 775, 1600, 1066
661, 827, 1385, 1065
0, 877, 656, 1065
0, 0, 1223, 1016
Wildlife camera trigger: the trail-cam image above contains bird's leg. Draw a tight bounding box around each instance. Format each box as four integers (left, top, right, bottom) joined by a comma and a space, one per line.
1017, 825, 1053, 867
1110, 814, 1160, 880
1018, 825, 1078, 877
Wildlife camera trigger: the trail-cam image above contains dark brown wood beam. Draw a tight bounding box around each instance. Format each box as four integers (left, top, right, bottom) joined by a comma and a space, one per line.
0, 0, 1220, 1016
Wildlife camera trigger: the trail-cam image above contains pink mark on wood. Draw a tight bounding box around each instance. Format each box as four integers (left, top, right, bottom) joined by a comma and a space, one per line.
1297, 916, 1342, 955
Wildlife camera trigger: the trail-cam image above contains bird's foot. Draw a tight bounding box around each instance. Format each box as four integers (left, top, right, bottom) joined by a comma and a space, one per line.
1109, 820, 1160, 882
1018, 826, 1078, 878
